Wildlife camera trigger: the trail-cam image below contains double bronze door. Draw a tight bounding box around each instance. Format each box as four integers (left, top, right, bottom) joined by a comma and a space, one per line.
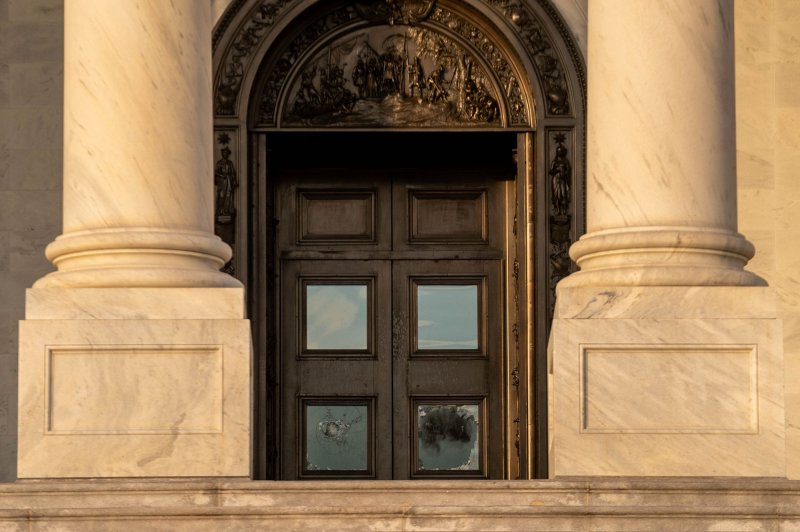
276, 170, 506, 479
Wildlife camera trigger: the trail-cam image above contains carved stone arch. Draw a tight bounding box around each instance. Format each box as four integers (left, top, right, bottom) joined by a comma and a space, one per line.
212, 0, 585, 478
212, 0, 585, 285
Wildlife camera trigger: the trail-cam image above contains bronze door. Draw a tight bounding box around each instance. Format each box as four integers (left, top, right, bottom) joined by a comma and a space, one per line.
276, 168, 506, 479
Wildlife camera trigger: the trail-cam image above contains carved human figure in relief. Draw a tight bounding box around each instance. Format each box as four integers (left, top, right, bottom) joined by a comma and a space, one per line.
215, 145, 238, 219
549, 136, 571, 216
352, 58, 368, 98
407, 56, 425, 99
426, 65, 448, 102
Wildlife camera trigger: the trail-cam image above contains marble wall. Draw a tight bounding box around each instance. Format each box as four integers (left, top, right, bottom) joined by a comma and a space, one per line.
735, 0, 800, 479
0, 0, 63, 481
0, 0, 796, 480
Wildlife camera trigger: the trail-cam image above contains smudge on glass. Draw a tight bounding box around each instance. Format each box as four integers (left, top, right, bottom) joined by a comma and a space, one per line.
417, 403, 480, 471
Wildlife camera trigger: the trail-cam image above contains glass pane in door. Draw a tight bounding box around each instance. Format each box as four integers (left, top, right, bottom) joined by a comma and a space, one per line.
415, 283, 479, 351
303, 401, 372, 475
304, 283, 369, 351
414, 400, 483, 475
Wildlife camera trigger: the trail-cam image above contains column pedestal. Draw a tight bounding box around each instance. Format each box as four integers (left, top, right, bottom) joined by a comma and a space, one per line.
549, 286, 784, 477
17, 0, 251, 478
548, 1, 785, 477
18, 289, 251, 478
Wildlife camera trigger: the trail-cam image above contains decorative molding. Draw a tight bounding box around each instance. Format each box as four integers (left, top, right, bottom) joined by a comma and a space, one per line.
484, 0, 573, 115
213, 0, 248, 51
215, 0, 294, 116
354, 0, 437, 25
257, 5, 362, 125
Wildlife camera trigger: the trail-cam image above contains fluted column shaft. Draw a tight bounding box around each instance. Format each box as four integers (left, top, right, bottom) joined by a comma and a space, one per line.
36, 0, 238, 288
565, 0, 763, 286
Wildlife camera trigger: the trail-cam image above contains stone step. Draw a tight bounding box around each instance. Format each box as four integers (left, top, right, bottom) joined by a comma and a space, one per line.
1, 478, 799, 531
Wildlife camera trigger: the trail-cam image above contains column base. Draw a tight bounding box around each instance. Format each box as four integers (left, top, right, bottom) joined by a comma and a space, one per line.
18, 288, 251, 478
34, 228, 240, 288
548, 286, 785, 477
563, 227, 766, 287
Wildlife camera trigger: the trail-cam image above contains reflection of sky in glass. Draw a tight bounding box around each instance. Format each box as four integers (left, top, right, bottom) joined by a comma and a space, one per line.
306, 404, 368, 471
306, 284, 368, 350
417, 404, 480, 471
417, 284, 478, 350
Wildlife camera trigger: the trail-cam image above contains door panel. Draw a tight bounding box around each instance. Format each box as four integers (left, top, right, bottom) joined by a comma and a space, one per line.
392, 259, 503, 478
392, 172, 506, 253
281, 259, 392, 479
277, 171, 391, 253
276, 167, 508, 479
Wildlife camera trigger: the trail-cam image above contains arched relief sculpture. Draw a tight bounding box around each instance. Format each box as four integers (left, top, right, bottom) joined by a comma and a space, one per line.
213, 0, 578, 121
254, 2, 531, 128
281, 26, 504, 127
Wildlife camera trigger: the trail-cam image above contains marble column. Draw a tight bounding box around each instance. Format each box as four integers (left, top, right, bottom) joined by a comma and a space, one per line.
18, 0, 251, 478
563, 0, 763, 287
549, 0, 784, 478
36, 0, 238, 288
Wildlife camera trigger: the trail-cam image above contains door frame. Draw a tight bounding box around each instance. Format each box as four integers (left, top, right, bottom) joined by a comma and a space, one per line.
250, 132, 536, 479
211, 0, 587, 479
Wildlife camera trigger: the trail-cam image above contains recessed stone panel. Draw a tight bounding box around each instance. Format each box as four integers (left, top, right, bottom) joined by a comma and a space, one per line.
581, 345, 757, 433
549, 288, 785, 478
18, 318, 251, 478
47, 347, 223, 434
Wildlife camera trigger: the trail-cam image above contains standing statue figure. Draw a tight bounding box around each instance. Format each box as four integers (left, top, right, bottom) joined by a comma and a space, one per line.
215, 146, 238, 219
549, 140, 571, 216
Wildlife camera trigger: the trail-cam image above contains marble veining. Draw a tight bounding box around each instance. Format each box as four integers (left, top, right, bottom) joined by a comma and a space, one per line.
549, 286, 785, 477
18, 318, 251, 478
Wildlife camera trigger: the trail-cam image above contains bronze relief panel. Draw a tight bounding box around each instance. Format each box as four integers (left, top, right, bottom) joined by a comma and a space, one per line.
281, 26, 504, 128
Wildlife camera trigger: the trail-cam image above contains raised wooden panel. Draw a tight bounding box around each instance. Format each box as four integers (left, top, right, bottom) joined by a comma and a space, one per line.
409, 190, 488, 243
299, 190, 375, 243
